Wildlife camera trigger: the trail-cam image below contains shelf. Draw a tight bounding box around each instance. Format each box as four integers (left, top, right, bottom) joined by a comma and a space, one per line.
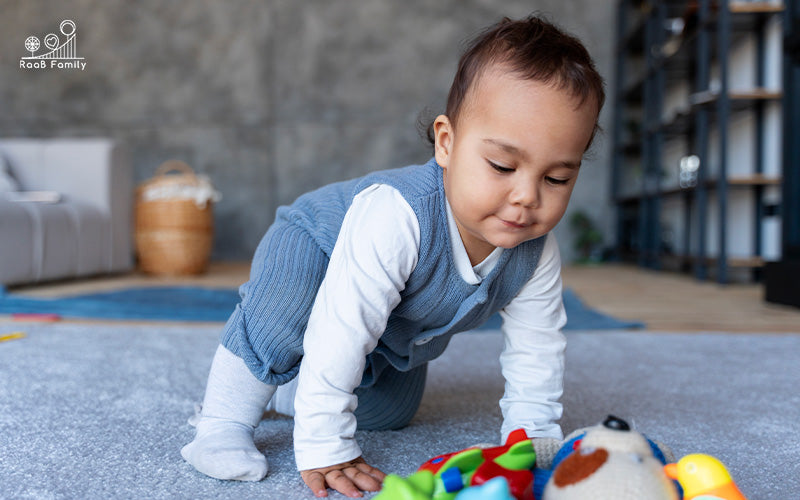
611, 0, 785, 283
729, 3, 785, 35
650, 2, 784, 75
615, 175, 782, 202
662, 253, 766, 268
679, 2, 785, 21
613, 4, 777, 104
689, 88, 783, 106
729, 2, 784, 15
727, 173, 781, 185
660, 175, 781, 196
726, 256, 766, 268
651, 88, 782, 138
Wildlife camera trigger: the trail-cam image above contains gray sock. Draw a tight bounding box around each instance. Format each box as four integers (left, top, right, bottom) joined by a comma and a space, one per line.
181, 345, 276, 481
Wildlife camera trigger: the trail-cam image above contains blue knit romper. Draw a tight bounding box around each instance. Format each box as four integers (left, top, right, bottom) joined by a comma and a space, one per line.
221, 158, 545, 430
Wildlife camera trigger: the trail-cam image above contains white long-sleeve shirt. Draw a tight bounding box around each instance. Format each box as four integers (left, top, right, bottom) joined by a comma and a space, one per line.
293, 184, 567, 470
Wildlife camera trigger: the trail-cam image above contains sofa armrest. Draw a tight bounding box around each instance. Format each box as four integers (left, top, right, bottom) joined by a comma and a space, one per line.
0, 138, 133, 272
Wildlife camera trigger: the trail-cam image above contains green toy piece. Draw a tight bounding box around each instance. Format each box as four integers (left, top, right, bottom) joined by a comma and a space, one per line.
376, 471, 436, 500
375, 428, 537, 500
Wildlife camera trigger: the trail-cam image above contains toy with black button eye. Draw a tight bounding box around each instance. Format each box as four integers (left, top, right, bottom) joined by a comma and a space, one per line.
539, 415, 680, 500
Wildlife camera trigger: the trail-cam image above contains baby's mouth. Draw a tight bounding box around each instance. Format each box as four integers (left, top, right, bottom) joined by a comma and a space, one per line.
500, 218, 530, 229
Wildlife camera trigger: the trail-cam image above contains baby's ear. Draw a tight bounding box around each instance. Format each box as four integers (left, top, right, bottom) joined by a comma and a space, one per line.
433, 115, 453, 168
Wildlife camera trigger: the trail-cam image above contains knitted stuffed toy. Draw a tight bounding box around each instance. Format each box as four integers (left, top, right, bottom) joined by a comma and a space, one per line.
535, 415, 679, 500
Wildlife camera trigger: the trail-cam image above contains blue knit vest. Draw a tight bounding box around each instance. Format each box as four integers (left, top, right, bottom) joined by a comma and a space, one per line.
263, 157, 546, 386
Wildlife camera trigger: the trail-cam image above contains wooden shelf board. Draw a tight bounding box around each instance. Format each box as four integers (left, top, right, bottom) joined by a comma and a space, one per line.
731, 89, 783, 100
690, 88, 783, 107
728, 256, 767, 268
653, 89, 782, 135
729, 2, 785, 15
662, 254, 766, 268
614, 176, 782, 201
728, 174, 782, 186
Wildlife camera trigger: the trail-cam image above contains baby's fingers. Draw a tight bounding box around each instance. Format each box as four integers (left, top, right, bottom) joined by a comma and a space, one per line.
324, 469, 364, 498
354, 461, 387, 482
344, 465, 383, 492
301, 470, 329, 498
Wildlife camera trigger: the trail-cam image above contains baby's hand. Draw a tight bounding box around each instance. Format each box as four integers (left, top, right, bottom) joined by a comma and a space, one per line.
300, 456, 386, 498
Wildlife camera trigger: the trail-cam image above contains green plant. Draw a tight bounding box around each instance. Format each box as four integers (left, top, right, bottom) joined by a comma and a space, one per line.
570, 210, 603, 262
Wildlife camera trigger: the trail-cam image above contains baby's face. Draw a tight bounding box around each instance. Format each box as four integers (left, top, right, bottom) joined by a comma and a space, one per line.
434, 65, 598, 264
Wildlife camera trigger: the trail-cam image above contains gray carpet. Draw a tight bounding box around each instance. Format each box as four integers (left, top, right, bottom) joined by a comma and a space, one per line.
1, 323, 798, 499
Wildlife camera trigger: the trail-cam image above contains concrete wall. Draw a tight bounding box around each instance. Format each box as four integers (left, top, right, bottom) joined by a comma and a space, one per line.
0, 0, 616, 261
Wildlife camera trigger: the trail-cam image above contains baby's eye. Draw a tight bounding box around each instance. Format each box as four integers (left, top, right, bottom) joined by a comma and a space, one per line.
488, 161, 514, 173
546, 176, 569, 185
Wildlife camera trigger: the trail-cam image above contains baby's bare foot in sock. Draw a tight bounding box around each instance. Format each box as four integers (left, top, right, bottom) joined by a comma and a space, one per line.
181, 418, 267, 481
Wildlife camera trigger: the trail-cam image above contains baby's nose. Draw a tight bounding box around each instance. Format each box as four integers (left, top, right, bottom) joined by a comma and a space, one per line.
509, 182, 539, 208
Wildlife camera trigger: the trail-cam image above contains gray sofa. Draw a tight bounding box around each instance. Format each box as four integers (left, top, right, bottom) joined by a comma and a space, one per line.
0, 139, 133, 286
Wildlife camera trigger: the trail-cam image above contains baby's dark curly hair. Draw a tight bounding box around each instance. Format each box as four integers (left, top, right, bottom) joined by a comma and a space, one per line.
422, 14, 605, 150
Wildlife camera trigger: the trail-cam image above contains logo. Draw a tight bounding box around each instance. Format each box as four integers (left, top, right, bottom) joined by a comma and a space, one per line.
20, 20, 86, 71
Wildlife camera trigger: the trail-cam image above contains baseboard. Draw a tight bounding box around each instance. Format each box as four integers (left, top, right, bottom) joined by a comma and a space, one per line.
764, 260, 800, 308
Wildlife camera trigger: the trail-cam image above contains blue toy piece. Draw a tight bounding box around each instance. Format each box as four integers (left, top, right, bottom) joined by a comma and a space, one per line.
454, 477, 515, 500
441, 467, 464, 493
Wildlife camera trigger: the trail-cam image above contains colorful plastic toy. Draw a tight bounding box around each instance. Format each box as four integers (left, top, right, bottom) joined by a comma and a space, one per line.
418, 428, 536, 500
375, 428, 537, 500
377, 416, 747, 500
0, 331, 26, 343
376, 470, 437, 500
453, 476, 515, 500
663, 454, 747, 500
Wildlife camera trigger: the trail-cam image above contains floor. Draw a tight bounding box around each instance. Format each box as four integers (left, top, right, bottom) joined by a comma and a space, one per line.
560, 265, 800, 332
6, 262, 800, 332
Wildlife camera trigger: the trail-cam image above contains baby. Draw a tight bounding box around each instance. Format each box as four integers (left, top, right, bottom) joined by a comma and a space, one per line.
182, 14, 605, 498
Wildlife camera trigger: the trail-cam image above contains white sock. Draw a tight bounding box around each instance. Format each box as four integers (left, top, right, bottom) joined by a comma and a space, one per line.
265, 374, 299, 416
181, 345, 276, 481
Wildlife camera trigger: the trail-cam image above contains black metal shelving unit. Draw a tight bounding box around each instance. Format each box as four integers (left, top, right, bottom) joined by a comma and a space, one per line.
612, 0, 787, 283
765, 0, 800, 307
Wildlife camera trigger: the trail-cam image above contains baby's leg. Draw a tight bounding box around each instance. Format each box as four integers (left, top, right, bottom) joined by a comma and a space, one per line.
181, 344, 276, 481
355, 363, 427, 430
265, 374, 299, 416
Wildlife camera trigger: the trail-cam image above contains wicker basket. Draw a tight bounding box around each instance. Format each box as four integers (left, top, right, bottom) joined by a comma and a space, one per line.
134, 160, 214, 275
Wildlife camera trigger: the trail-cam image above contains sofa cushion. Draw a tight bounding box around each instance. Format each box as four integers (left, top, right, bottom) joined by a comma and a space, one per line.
0, 200, 111, 285
0, 201, 35, 284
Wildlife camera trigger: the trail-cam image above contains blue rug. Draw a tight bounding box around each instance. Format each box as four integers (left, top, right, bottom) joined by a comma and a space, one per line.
0, 286, 643, 330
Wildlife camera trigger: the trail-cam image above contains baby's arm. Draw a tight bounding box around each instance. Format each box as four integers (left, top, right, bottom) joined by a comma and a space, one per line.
498, 232, 567, 441
292, 184, 420, 496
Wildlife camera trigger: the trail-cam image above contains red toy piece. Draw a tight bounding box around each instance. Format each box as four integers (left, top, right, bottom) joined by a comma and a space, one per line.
417, 428, 536, 500
12, 313, 61, 322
